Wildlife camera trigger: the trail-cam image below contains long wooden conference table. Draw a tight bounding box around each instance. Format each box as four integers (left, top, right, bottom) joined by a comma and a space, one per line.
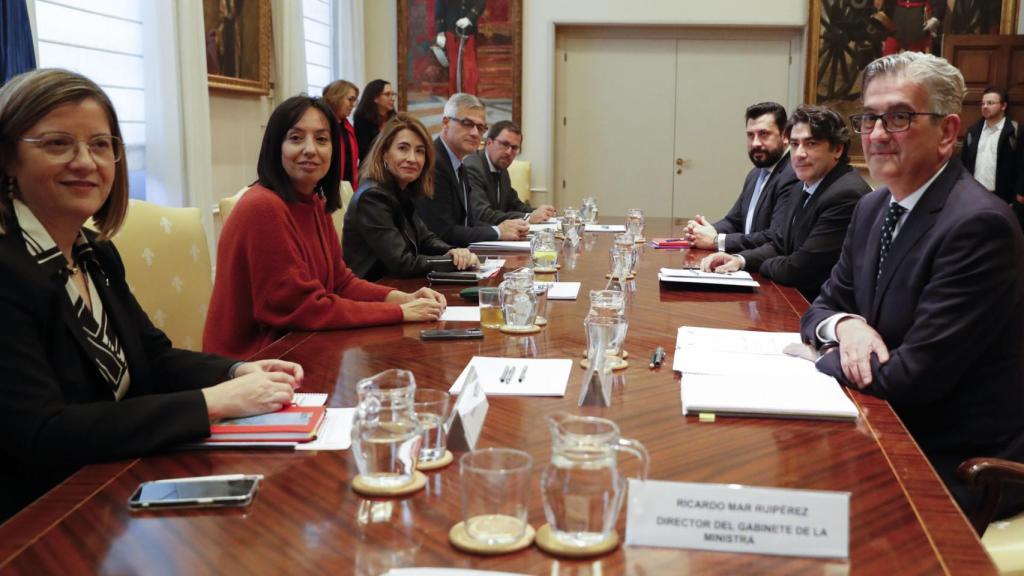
0, 220, 995, 574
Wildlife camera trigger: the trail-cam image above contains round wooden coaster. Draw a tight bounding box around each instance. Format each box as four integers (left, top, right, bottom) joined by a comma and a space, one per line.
500, 324, 542, 335
351, 470, 426, 497
604, 273, 636, 280
582, 349, 628, 359
449, 519, 536, 556
417, 449, 454, 471
534, 524, 619, 558
579, 357, 628, 371
535, 316, 548, 326
634, 237, 647, 244
533, 267, 558, 274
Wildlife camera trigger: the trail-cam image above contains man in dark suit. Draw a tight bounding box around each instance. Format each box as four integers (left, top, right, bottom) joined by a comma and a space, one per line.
961, 85, 1020, 205
801, 53, 1024, 520
416, 93, 527, 246
464, 120, 556, 225
686, 102, 800, 253
701, 105, 870, 301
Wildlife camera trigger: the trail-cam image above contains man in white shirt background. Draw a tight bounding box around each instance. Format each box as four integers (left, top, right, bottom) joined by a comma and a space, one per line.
960, 85, 1020, 205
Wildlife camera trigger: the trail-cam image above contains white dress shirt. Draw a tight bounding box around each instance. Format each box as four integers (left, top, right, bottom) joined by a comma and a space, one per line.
974, 117, 1003, 192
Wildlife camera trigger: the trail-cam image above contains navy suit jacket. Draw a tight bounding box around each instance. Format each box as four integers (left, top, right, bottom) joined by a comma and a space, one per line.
714, 152, 799, 252
740, 161, 869, 302
416, 137, 498, 246
801, 159, 1024, 518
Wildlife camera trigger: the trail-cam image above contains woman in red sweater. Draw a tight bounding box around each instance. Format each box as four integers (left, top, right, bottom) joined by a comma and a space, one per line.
322, 79, 359, 188
204, 96, 446, 358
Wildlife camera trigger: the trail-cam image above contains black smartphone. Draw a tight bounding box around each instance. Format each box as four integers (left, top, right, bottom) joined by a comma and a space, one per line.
128, 474, 263, 510
420, 328, 484, 341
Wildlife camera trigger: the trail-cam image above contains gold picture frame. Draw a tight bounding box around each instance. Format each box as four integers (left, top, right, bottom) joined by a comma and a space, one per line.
805, 0, 1019, 163
397, 0, 523, 134
203, 0, 272, 95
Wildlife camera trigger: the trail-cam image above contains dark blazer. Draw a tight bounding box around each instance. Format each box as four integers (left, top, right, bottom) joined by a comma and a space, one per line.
344, 178, 453, 281
464, 149, 531, 224
416, 137, 499, 246
0, 218, 234, 521
740, 161, 869, 301
353, 114, 380, 163
961, 117, 1020, 204
801, 158, 1024, 519
714, 152, 800, 253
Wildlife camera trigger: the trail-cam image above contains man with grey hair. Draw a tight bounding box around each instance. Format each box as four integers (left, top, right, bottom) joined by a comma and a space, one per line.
416, 93, 528, 246
801, 52, 1024, 520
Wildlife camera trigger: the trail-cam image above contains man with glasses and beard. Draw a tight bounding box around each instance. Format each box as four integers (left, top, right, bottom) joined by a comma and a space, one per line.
464, 120, 556, 225
416, 93, 528, 246
686, 102, 799, 253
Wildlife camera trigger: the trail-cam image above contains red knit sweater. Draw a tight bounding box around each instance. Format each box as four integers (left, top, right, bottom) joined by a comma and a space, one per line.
204, 185, 403, 358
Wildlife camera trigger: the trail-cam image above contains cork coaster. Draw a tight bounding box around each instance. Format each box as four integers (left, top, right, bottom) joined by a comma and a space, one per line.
533, 267, 558, 274
634, 237, 647, 244
605, 272, 636, 280
351, 471, 426, 497
416, 450, 454, 471
535, 316, 548, 326
535, 524, 619, 558
500, 324, 542, 335
579, 357, 629, 371
582, 349, 629, 359
449, 519, 536, 555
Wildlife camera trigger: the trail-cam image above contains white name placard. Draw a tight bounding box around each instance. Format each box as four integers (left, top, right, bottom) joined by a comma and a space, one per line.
447, 367, 488, 451
625, 480, 849, 558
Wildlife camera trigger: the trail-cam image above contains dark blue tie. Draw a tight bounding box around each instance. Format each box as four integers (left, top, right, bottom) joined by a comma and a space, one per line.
877, 202, 907, 280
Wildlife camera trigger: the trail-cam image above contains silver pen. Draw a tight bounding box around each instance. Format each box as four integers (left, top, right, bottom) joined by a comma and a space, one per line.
517, 365, 528, 383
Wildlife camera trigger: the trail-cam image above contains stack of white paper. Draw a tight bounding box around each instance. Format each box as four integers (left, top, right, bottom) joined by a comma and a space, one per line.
450, 357, 572, 396
584, 224, 626, 233
440, 306, 481, 322
674, 326, 858, 421
536, 281, 581, 300
469, 240, 531, 251
659, 268, 760, 288
529, 222, 560, 232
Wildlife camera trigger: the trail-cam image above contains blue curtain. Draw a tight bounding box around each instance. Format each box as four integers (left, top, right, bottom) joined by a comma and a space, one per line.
1, 0, 36, 84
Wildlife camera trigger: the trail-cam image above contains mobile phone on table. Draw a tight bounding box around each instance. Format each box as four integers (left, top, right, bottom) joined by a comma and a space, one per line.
128, 474, 263, 510
420, 328, 484, 341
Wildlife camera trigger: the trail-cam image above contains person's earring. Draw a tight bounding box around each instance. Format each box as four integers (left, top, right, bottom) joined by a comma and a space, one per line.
384, 161, 390, 171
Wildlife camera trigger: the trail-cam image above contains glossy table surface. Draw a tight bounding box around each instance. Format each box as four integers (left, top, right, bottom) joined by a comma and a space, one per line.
0, 220, 994, 575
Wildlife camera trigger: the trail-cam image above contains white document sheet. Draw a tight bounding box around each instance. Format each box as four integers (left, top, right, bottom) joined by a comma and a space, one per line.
440, 306, 481, 322
584, 224, 626, 233
449, 357, 573, 397
681, 373, 859, 421
536, 281, 581, 300
529, 223, 560, 232
385, 570, 529, 576
659, 268, 760, 288
468, 240, 531, 251
292, 393, 328, 407
295, 408, 356, 451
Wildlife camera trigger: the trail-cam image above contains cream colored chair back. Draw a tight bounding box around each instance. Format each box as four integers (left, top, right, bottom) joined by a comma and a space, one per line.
333, 180, 355, 245
111, 199, 213, 351
218, 186, 250, 226
508, 160, 532, 204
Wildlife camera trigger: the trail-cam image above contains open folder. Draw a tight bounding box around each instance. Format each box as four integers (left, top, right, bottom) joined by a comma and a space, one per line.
659, 268, 759, 288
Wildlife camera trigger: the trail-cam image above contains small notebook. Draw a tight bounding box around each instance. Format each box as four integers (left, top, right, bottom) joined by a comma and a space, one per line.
208, 406, 325, 442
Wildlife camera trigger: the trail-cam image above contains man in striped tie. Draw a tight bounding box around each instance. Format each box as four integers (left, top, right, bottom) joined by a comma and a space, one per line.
801, 52, 1024, 522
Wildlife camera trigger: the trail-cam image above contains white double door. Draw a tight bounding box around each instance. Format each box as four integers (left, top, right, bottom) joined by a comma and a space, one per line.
555, 28, 800, 222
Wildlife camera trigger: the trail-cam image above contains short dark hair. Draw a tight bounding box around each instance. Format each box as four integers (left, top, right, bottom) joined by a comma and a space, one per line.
784, 105, 850, 162
486, 120, 522, 141
983, 85, 1008, 104
353, 79, 395, 125
745, 102, 787, 133
256, 95, 342, 212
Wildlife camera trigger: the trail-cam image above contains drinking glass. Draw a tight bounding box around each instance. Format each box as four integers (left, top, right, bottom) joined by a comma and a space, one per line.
626, 208, 645, 239
460, 448, 533, 545
532, 283, 550, 325
413, 389, 450, 463
478, 287, 503, 329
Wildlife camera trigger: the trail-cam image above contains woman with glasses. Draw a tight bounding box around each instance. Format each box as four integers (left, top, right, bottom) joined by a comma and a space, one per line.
0, 68, 304, 522
353, 79, 396, 163
322, 79, 360, 188
204, 97, 446, 358
344, 114, 478, 280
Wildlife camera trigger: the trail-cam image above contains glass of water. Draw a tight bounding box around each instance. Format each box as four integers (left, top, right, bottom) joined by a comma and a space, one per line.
460, 448, 533, 545
413, 389, 450, 463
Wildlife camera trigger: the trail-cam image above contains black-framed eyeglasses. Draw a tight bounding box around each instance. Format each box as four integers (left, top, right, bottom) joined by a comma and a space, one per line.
492, 138, 521, 154
21, 132, 123, 163
448, 116, 488, 133
849, 111, 943, 134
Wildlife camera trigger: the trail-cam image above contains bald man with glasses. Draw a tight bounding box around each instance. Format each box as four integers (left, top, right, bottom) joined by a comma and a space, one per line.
464, 120, 556, 225
801, 53, 1024, 521
416, 93, 528, 247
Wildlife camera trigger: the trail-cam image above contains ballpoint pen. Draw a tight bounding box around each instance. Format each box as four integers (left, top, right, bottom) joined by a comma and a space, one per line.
650, 346, 666, 368
517, 365, 528, 383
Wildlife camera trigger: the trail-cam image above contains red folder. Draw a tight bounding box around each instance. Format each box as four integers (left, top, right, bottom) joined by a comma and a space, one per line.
208, 405, 326, 443
648, 237, 691, 249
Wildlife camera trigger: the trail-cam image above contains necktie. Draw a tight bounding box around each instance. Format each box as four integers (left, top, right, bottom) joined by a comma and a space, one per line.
744, 168, 768, 235
877, 202, 907, 280
457, 164, 470, 226
493, 171, 501, 205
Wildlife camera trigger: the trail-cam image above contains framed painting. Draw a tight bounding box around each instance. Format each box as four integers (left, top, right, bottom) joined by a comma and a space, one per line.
806, 0, 1019, 162
203, 0, 272, 94
397, 0, 522, 136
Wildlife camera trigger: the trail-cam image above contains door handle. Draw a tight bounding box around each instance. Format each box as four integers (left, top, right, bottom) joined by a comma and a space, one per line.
676, 158, 688, 174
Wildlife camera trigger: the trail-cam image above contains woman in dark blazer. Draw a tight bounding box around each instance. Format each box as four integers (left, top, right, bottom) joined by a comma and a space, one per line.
352, 79, 396, 163
343, 113, 477, 281
0, 69, 303, 521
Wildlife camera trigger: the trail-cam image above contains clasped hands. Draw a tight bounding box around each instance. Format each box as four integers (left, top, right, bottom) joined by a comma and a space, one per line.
684, 214, 718, 249
202, 359, 304, 422
387, 286, 451, 322
833, 317, 890, 389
